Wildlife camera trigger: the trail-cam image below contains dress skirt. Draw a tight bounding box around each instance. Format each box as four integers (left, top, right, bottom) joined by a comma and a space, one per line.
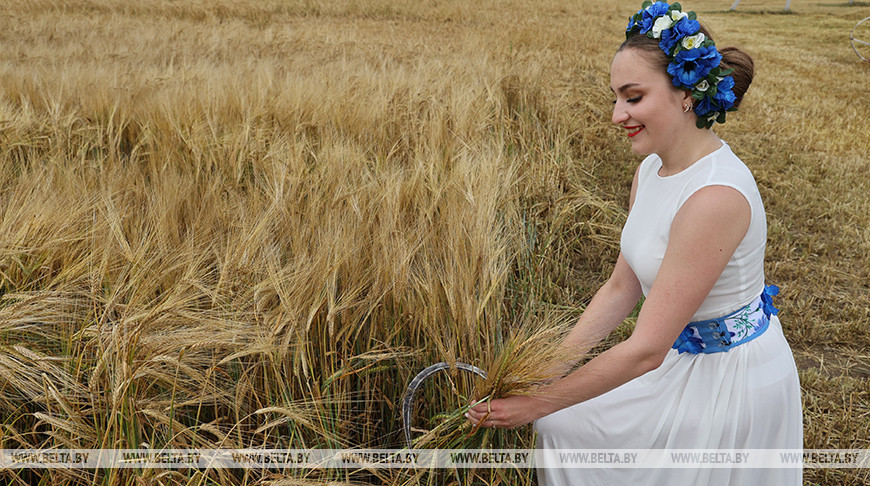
534, 315, 802, 485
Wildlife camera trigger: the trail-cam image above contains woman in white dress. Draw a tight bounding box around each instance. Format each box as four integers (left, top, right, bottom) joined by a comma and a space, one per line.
466, 2, 802, 484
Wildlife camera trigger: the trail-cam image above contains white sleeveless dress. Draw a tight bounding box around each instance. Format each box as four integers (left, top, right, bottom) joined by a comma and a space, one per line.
534, 142, 802, 485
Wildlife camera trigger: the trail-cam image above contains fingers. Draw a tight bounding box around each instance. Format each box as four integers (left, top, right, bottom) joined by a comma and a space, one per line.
466, 400, 492, 418
467, 413, 497, 428
466, 400, 499, 428
478, 417, 507, 429
464, 408, 489, 424
465, 409, 487, 424
468, 399, 493, 414
466, 398, 515, 429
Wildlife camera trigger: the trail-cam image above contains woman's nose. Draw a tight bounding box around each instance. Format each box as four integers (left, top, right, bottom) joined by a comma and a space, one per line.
612, 104, 628, 125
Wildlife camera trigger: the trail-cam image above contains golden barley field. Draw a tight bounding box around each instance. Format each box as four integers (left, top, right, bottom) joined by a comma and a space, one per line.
0, 0, 868, 484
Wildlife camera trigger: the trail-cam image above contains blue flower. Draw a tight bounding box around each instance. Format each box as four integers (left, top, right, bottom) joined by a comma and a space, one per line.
659, 16, 700, 54
761, 284, 780, 318
712, 75, 736, 110
694, 95, 717, 117
674, 326, 705, 354
716, 74, 735, 93
667, 46, 721, 89
640, 2, 671, 34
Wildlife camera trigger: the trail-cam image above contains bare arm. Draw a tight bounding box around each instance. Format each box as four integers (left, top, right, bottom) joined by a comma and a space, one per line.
467, 184, 751, 427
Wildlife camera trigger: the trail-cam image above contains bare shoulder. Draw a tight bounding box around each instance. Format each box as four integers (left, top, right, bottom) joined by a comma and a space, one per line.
672, 185, 751, 246
678, 185, 750, 223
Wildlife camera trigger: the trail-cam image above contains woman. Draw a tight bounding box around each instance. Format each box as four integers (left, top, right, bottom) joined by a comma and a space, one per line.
466, 2, 802, 484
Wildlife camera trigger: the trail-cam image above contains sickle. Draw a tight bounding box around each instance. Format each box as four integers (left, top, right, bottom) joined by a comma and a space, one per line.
401, 361, 487, 448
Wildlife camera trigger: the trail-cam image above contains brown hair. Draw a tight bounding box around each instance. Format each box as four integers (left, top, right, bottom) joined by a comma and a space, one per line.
618, 26, 755, 110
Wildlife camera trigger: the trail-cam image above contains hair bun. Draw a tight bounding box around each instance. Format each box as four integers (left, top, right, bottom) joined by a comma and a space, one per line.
718, 46, 754, 108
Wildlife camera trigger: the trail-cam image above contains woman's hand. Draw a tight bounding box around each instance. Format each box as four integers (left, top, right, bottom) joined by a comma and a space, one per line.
465, 395, 551, 429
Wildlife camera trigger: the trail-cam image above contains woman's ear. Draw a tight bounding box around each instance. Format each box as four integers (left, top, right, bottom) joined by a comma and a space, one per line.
681, 90, 695, 113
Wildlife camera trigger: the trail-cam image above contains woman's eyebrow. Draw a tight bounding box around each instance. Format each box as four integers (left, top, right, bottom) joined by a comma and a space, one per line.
613, 82, 640, 94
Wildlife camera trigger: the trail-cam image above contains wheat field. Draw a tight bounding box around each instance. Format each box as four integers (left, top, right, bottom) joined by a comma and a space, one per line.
0, 0, 868, 485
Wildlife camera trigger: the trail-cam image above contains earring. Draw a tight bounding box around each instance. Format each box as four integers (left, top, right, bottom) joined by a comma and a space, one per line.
684, 104, 693, 113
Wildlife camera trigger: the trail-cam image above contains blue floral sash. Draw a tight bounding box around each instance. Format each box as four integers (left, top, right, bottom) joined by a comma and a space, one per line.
672, 285, 780, 354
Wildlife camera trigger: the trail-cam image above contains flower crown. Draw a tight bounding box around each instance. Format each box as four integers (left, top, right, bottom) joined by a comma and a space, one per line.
626, 1, 736, 129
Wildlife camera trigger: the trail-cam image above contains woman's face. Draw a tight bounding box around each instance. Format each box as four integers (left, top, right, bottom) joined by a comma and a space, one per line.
610, 48, 691, 156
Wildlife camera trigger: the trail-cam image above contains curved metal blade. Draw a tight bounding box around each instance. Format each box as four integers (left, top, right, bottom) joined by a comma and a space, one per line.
401, 361, 487, 448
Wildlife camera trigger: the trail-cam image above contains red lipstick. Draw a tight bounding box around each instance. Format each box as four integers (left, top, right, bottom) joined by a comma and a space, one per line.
625, 126, 644, 138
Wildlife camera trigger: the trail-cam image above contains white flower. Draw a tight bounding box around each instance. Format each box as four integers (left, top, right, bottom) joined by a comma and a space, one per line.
670, 10, 688, 21
651, 16, 674, 38
695, 80, 710, 92
681, 33, 706, 50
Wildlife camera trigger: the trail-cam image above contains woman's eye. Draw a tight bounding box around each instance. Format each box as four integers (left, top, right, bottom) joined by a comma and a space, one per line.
612, 96, 641, 105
